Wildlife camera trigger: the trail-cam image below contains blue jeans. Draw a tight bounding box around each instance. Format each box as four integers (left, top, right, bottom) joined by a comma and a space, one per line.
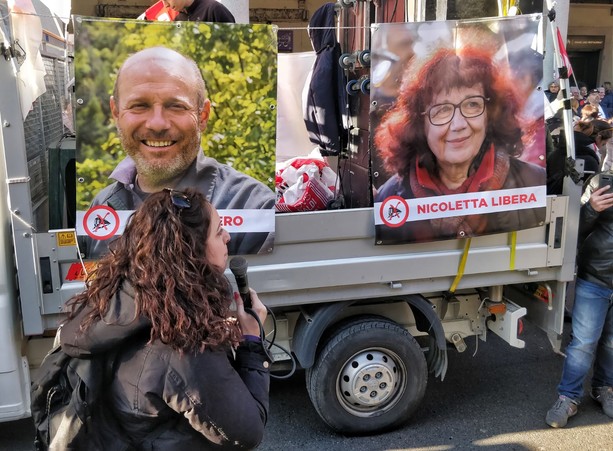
558, 277, 613, 401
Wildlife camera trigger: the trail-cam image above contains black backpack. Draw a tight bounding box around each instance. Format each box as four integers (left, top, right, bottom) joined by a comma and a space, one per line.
30, 344, 134, 451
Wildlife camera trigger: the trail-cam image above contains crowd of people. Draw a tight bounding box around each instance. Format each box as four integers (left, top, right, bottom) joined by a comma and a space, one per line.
547, 80, 613, 191
544, 79, 613, 429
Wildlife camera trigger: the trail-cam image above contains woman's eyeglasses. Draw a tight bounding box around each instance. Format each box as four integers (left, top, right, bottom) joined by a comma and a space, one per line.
164, 188, 191, 210
423, 95, 489, 126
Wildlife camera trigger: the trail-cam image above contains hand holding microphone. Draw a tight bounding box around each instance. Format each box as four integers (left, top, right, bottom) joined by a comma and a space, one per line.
229, 257, 267, 337
229, 256, 251, 308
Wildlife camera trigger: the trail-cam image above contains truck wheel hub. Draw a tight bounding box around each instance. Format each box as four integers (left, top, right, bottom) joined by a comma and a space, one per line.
339, 350, 399, 408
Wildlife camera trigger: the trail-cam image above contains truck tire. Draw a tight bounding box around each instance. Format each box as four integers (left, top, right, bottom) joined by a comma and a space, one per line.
306, 318, 427, 435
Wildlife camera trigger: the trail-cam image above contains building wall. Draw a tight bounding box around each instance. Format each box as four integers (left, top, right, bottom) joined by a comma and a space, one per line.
568, 4, 613, 87
72, 0, 150, 17
250, 0, 328, 52
74, 0, 613, 76
72, 1, 328, 52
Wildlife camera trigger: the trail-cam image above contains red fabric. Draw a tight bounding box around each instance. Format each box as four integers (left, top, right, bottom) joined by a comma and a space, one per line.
144, 1, 179, 20
415, 145, 497, 195
276, 158, 334, 212
556, 29, 573, 77
409, 145, 510, 238
286, 158, 328, 172
276, 178, 330, 212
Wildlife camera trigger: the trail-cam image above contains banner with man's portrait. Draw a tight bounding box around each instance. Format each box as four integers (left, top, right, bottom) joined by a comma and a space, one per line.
74, 18, 277, 256
370, 14, 546, 245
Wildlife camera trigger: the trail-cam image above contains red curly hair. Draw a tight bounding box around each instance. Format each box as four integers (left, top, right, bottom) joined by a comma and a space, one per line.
374, 47, 524, 177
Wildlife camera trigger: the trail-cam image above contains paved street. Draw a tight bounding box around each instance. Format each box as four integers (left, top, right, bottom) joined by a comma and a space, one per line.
1, 321, 611, 450
258, 321, 613, 451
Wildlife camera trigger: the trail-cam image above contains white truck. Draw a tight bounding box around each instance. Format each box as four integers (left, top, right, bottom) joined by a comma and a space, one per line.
0, 0, 580, 436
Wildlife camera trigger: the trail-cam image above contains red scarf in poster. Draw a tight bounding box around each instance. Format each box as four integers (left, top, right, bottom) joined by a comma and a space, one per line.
410, 145, 510, 238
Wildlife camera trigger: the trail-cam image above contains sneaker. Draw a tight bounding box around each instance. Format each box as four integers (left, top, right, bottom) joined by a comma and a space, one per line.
546, 395, 578, 428
591, 386, 613, 418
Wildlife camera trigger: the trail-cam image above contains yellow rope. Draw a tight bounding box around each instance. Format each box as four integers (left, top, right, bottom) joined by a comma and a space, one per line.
509, 231, 517, 270
450, 237, 471, 293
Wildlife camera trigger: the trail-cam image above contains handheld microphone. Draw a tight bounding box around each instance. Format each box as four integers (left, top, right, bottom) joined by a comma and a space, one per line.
229, 256, 251, 309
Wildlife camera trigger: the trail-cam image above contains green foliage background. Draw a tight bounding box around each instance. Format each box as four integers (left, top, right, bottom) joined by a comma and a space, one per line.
74, 18, 278, 210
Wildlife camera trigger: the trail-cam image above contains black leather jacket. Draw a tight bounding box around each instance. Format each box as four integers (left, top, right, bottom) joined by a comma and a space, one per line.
60, 282, 270, 450
577, 171, 613, 288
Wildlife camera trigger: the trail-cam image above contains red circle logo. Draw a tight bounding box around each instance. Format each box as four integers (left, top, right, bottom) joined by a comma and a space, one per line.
379, 196, 409, 228
83, 205, 120, 240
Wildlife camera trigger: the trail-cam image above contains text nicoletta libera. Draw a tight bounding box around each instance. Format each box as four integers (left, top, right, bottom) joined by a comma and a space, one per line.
417, 192, 538, 214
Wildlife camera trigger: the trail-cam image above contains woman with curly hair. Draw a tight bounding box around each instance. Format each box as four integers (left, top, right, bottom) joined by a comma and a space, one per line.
60, 188, 269, 449
374, 46, 545, 243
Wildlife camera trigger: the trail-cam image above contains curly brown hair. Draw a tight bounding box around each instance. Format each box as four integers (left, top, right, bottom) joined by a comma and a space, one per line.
66, 188, 240, 352
374, 46, 524, 178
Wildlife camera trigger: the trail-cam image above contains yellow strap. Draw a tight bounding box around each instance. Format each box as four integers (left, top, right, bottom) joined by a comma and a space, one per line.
450, 237, 471, 293
509, 231, 517, 270
499, 0, 521, 16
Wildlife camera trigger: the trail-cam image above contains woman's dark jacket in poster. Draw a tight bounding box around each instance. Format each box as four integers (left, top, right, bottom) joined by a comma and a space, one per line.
375, 147, 546, 243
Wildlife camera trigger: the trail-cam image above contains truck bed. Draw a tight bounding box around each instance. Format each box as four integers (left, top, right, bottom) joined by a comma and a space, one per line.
247, 196, 576, 309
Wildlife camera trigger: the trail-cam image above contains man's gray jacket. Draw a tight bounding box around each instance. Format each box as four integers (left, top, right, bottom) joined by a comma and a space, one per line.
82, 151, 275, 258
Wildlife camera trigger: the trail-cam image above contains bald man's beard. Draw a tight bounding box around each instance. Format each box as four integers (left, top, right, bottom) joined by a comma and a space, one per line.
118, 127, 202, 185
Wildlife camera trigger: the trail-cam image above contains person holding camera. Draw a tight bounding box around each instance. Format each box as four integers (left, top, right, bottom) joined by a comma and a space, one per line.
545, 174, 613, 428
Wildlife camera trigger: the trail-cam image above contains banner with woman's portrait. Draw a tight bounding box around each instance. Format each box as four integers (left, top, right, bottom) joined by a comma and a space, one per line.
371, 14, 546, 245
74, 18, 277, 257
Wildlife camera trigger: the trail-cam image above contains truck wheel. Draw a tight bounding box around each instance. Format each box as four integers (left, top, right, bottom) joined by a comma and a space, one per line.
306, 318, 427, 435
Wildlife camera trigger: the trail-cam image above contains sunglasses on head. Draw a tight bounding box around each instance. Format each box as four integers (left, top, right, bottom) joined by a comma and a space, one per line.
164, 188, 191, 210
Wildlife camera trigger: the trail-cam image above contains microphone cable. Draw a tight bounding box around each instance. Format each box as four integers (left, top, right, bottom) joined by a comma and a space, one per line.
244, 306, 297, 380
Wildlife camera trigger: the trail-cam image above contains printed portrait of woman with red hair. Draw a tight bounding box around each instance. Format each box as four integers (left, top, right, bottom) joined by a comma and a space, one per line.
372, 44, 546, 244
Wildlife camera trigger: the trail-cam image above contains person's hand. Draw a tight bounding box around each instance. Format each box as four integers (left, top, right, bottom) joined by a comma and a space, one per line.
589, 185, 613, 212
234, 289, 267, 337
